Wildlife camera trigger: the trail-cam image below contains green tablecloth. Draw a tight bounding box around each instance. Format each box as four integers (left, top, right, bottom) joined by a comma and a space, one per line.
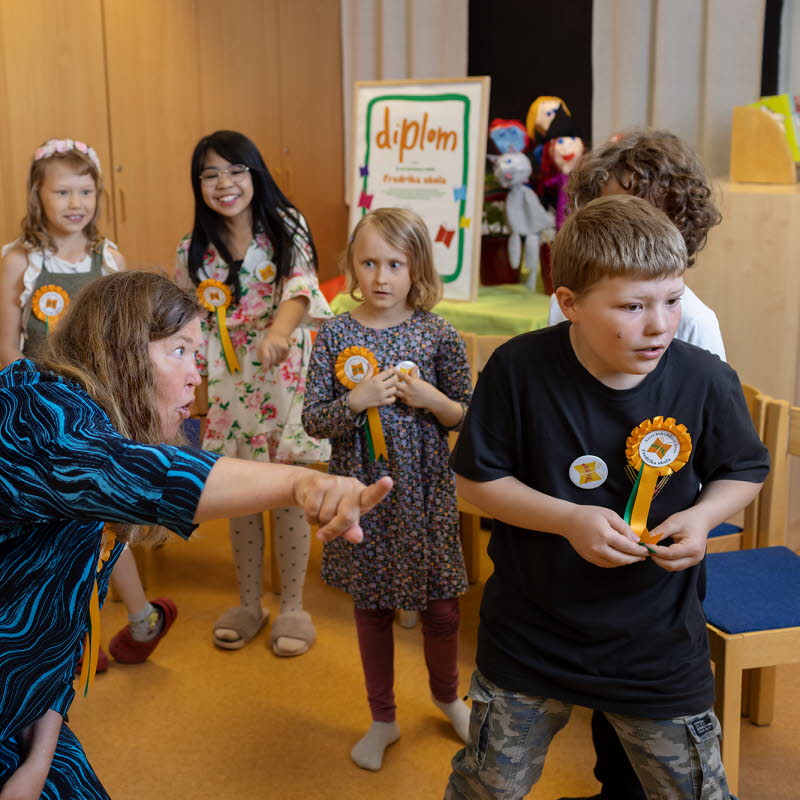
329, 284, 552, 337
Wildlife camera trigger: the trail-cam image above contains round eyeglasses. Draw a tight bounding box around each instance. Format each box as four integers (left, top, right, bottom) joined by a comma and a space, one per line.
199, 164, 250, 183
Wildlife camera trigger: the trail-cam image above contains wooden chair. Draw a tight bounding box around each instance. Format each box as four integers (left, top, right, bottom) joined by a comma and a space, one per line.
705, 383, 766, 553
703, 394, 800, 794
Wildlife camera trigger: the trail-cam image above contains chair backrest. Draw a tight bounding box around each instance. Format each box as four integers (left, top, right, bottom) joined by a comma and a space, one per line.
739, 384, 767, 548
449, 331, 478, 452
459, 331, 479, 387
755, 395, 800, 547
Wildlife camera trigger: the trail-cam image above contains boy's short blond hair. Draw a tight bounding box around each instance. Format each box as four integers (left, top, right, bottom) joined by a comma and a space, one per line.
552, 195, 687, 295
345, 207, 443, 311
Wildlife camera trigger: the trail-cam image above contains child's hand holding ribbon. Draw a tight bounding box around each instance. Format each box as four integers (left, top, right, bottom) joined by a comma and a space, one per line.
645, 508, 710, 571
562, 504, 647, 568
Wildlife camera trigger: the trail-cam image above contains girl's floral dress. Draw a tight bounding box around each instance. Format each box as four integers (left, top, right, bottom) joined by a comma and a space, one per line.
302, 311, 471, 610
175, 225, 331, 464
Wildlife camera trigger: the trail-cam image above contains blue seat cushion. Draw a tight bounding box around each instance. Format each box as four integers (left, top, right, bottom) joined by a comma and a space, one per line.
704, 546, 800, 634
708, 522, 743, 539
182, 417, 203, 448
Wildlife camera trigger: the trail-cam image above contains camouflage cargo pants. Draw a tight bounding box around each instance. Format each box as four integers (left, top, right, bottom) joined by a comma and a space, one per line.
444, 670, 731, 800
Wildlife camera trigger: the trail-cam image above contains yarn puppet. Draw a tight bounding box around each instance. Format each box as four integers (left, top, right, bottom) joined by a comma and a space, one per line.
488, 118, 530, 155
525, 96, 571, 164
487, 150, 554, 280
535, 107, 585, 294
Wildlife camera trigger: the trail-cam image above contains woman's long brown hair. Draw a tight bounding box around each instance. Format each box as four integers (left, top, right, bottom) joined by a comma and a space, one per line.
38, 271, 204, 543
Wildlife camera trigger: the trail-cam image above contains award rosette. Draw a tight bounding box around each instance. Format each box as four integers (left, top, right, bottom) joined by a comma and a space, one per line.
624, 416, 692, 545
31, 284, 69, 331
335, 346, 388, 462
197, 279, 240, 373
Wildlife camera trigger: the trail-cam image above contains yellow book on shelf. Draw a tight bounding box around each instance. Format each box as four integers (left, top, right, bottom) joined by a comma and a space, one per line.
748, 94, 800, 162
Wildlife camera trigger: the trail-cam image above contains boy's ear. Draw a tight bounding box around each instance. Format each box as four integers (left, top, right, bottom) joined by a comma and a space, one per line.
555, 286, 578, 320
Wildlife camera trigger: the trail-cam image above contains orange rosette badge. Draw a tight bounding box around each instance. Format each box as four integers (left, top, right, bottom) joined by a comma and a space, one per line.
623, 416, 692, 545
197, 279, 240, 374
335, 346, 388, 462
31, 284, 69, 331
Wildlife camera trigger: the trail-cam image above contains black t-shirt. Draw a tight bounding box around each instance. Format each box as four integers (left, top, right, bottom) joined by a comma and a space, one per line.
451, 322, 769, 717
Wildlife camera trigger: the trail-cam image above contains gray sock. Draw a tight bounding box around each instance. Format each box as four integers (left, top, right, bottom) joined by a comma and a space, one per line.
350, 721, 400, 771
128, 602, 162, 641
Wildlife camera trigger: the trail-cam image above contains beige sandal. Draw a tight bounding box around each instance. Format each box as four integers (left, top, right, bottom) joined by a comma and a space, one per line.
271, 610, 316, 657
213, 606, 269, 650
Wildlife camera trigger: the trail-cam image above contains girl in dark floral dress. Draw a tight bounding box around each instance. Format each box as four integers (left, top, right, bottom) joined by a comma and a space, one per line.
303, 208, 472, 771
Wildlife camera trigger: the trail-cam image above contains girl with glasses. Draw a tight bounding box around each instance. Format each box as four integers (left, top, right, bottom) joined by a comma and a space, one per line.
175, 130, 332, 658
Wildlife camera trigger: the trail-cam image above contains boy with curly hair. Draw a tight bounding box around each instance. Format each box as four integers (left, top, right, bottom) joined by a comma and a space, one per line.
549, 129, 725, 364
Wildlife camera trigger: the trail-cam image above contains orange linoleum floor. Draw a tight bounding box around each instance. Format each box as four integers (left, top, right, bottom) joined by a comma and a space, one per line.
68, 519, 800, 799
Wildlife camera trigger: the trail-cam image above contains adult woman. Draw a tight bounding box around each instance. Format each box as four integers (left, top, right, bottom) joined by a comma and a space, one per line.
0, 271, 390, 799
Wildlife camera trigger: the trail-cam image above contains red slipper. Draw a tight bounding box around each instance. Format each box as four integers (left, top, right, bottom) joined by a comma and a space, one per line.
108, 597, 178, 664
75, 646, 109, 675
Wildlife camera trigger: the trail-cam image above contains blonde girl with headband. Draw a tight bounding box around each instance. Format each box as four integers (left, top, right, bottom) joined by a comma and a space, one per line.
0, 138, 178, 671
302, 207, 473, 771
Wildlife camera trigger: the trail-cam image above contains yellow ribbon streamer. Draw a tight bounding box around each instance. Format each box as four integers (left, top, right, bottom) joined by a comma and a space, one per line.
197, 280, 240, 374
366, 407, 389, 460
77, 526, 117, 697
335, 346, 388, 461
625, 417, 692, 544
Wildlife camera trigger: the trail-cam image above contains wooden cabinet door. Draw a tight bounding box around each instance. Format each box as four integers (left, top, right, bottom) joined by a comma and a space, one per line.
277, 0, 347, 282
102, 0, 203, 271
0, 0, 113, 247
103, 0, 287, 273
194, 0, 282, 170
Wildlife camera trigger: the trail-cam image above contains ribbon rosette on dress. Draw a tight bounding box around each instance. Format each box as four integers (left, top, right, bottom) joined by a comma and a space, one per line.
624, 416, 692, 545
31, 284, 69, 331
335, 346, 388, 462
197, 279, 240, 373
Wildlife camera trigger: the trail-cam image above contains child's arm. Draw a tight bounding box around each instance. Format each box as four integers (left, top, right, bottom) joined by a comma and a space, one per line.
259, 296, 309, 368
394, 321, 471, 428
457, 474, 647, 568
106, 245, 127, 270
0, 709, 62, 800
263, 212, 332, 369
395, 367, 463, 427
0, 247, 27, 368
302, 322, 394, 439
647, 478, 763, 572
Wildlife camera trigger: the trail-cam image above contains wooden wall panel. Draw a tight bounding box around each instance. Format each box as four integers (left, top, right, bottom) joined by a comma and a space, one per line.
0, 0, 113, 246
278, 0, 347, 281
195, 0, 282, 171
102, 0, 202, 271
0, 0, 347, 282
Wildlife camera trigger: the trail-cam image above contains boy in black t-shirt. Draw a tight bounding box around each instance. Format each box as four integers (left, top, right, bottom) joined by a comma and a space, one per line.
445, 195, 768, 800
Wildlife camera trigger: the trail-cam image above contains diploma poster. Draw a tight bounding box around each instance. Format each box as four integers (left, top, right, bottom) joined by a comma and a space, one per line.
349, 77, 490, 301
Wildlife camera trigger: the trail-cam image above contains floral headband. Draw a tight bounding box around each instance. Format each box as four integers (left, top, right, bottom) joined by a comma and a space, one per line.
34, 139, 101, 172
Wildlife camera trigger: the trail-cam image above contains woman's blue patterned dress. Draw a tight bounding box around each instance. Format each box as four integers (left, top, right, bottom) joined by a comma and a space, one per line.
0, 360, 220, 797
